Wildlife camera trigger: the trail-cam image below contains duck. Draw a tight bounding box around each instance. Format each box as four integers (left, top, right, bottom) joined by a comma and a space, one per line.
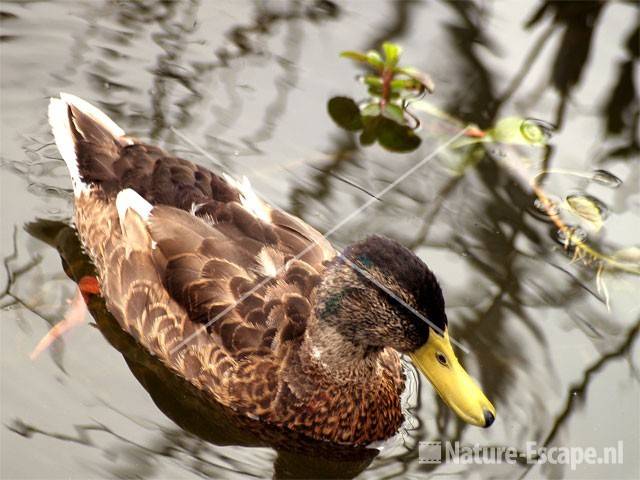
46, 93, 495, 446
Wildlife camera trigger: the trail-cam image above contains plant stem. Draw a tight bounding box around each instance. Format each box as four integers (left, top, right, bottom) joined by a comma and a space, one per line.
380, 67, 393, 108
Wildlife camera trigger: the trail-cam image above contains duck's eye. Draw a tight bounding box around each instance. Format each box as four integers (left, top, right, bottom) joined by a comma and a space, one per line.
435, 352, 448, 366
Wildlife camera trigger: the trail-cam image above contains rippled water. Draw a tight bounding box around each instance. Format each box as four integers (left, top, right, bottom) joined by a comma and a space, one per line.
1, 1, 639, 479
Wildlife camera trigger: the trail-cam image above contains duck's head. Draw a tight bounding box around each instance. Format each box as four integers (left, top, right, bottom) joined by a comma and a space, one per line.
315, 235, 495, 428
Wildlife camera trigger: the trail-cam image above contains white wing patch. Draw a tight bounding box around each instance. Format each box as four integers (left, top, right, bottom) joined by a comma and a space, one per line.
116, 189, 156, 249
223, 174, 271, 223
116, 188, 153, 225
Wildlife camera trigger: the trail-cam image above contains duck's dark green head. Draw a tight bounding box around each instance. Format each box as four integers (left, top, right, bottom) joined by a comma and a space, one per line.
316, 235, 495, 428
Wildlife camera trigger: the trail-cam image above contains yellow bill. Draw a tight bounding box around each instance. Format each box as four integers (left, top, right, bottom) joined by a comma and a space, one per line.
409, 328, 495, 427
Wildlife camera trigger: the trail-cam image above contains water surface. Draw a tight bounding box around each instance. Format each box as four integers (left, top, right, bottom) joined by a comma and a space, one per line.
1, 1, 639, 479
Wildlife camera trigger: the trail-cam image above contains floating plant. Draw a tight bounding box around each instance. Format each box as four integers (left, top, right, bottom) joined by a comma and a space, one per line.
529, 178, 639, 280
328, 42, 434, 152
556, 225, 588, 246
340, 42, 434, 112
565, 194, 608, 232
448, 119, 639, 287
450, 117, 556, 149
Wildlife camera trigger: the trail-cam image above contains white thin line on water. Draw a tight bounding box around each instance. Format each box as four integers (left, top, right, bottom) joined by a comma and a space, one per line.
169, 126, 470, 355
170, 127, 226, 168
170, 127, 289, 212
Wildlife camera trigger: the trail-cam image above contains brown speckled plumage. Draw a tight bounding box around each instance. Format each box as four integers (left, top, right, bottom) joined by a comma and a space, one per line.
73, 179, 405, 445
52, 95, 416, 445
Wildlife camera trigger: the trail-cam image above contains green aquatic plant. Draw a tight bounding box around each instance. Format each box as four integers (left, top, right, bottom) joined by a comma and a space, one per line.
340, 42, 434, 123
328, 42, 434, 152
439, 115, 556, 149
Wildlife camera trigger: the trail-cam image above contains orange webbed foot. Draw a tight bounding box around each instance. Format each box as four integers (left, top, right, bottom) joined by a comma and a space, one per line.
30, 276, 100, 360
78, 275, 100, 300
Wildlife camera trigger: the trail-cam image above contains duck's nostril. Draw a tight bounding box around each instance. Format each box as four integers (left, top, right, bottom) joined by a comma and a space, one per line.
483, 408, 495, 428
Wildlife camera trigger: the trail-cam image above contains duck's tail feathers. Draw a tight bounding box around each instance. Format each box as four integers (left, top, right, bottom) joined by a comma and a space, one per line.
48, 93, 130, 197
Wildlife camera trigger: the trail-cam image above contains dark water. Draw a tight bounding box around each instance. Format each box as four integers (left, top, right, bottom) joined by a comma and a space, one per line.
1, 1, 639, 479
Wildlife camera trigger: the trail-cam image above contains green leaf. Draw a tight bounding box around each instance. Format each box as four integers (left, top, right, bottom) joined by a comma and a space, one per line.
367, 85, 383, 97
340, 51, 369, 63
566, 194, 607, 232
327, 96, 363, 132
519, 119, 554, 144
361, 103, 381, 117
365, 50, 384, 69
382, 42, 402, 67
485, 117, 549, 146
381, 104, 406, 125
397, 67, 435, 93
377, 118, 421, 152
359, 124, 378, 145
390, 78, 421, 91
362, 75, 383, 86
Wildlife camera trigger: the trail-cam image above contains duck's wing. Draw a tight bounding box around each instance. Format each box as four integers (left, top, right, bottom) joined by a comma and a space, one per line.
140, 200, 330, 357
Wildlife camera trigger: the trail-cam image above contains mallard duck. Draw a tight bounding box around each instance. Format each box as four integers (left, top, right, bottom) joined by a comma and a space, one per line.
47, 93, 495, 446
